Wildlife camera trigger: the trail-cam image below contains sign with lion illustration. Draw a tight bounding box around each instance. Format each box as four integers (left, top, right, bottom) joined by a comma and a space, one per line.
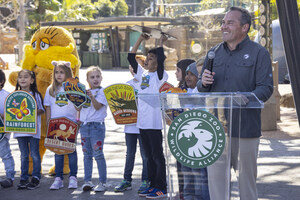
45, 117, 78, 155
104, 84, 137, 125
4, 91, 37, 134
168, 109, 226, 168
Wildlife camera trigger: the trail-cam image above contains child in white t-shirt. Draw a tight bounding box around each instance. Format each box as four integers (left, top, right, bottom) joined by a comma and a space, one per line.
114, 61, 149, 193
13, 70, 45, 190
127, 33, 168, 198
79, 66, 108, 192
44, 61, 78, 190
0, 69, 15, 189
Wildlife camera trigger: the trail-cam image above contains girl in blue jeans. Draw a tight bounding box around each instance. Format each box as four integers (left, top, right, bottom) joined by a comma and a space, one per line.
13, 70, 45, 190
44, 61, 79, 190
79, 66, 108, 192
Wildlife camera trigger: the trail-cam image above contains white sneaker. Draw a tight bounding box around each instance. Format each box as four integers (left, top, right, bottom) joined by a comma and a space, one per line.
50, 177, 64, 190
68, 176, 78, 189
94, 182, 106, 192
82, 181, 94, 191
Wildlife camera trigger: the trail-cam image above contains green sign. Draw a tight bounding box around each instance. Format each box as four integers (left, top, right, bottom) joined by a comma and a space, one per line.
4, 91, 37, 134
168, 109, 226, 168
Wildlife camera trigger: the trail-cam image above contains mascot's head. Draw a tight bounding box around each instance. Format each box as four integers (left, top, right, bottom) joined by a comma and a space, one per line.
22, 26, 80, 76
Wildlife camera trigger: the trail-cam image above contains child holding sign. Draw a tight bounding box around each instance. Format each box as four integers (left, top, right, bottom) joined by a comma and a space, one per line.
128, 33, 169, 198
0, 69, 15, 188
44, 61, 78, 190
13, 70, 45, 190
114, 62, 149, 194
79, 66, 108, 192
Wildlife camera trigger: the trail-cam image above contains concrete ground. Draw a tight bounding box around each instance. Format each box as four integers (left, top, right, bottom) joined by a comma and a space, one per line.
0, 54, 300, 200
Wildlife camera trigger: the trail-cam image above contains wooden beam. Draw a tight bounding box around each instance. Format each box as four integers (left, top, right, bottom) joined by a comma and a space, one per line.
115, 26, 120, 67
109, 26, 116, 67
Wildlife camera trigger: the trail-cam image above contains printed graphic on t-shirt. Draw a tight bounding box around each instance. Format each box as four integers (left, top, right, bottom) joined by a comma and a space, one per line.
0, 116, 5, 141
140, 75, 150, 90
55, 92, 68, 107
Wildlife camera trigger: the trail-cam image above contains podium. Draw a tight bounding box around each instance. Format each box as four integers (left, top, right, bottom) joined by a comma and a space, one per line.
138, 92, 263, 200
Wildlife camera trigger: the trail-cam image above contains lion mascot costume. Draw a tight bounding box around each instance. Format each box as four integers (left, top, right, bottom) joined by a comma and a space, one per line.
9, 26, 80, 175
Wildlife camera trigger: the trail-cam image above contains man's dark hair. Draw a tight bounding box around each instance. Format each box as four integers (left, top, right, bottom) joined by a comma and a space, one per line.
230, 6, 251, 32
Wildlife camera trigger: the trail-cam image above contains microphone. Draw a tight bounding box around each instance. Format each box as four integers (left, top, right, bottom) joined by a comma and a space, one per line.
205, 51, 215, 91
206, 51, 215, 72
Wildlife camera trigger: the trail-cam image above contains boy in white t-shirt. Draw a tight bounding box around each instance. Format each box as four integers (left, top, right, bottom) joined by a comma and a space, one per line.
127, 33, 168, 199
114, 63, 149, 194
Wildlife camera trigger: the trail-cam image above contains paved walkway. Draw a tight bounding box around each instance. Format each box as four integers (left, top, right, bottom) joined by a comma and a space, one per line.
0, 54, 300, 200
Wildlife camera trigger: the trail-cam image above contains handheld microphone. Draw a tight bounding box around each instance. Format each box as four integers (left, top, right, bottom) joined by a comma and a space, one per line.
205, 51, 215, 91
206, 51, 215, 72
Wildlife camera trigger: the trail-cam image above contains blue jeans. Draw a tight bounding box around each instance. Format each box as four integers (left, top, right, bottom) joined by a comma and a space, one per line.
124, 133, 148, 182
55, 150, 77, 179
80, 122, 107, 183
0, 137, 15, 180
17, 137, 41, 180
181, 165, 210, 200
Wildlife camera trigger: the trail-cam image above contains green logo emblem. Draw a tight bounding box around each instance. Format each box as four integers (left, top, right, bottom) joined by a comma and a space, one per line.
168, 109, 226, 168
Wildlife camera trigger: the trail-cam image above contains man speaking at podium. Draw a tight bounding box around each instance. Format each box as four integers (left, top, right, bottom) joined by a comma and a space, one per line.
197, 6, 273, 200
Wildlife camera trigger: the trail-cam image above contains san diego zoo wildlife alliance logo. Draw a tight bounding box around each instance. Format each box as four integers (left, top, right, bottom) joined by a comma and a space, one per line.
168, 109, 226, 168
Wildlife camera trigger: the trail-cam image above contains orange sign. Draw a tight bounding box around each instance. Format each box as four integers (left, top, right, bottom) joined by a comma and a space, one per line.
159, 81, 174, 93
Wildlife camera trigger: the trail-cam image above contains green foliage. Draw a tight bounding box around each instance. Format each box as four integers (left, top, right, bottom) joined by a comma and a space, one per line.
24, 0, 97, 40
25, 24, 40, 41
164, 0, 201, 17
26, 0, 60, 23
52, 0, 97, 21
94, 0, 114, 17
270, 0, 278, 20
270, 0, 300, 20
113, 0, 128, 16
26, 0, 96, 23
199, 0, 229, 10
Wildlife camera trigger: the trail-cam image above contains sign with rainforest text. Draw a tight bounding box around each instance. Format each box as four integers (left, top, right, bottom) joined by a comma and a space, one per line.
4, 91, 37, 134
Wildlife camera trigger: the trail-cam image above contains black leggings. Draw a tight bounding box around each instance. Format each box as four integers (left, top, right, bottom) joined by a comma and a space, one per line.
139, 129, 167, 191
